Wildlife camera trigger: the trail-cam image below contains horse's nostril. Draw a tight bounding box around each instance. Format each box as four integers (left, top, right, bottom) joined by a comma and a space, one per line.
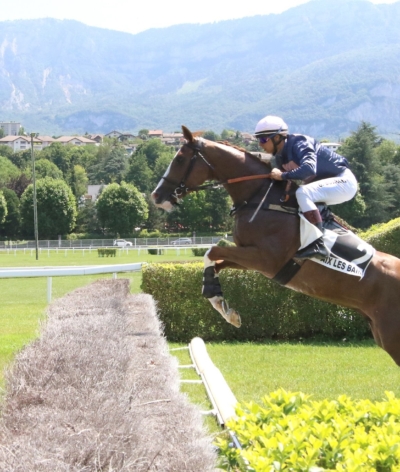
151, 191, 158, 202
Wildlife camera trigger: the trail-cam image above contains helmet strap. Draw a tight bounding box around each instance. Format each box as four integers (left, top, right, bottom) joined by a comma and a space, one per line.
272, 135, 286, 156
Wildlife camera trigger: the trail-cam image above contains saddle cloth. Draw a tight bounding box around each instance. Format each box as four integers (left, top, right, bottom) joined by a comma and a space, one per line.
299, 212, 375, 279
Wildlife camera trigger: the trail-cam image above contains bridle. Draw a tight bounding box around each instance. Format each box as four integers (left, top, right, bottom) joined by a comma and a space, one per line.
160, 142, 218, 202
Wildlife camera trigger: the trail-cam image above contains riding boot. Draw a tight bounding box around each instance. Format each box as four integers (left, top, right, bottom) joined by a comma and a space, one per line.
295, 210, 330, 260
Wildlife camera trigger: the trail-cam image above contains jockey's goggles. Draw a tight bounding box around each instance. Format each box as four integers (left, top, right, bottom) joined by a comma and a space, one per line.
257, 126, 283, 144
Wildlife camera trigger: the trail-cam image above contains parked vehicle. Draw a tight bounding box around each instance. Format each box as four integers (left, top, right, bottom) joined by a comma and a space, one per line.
113, 239, 133, 247
171, 238, 192, 246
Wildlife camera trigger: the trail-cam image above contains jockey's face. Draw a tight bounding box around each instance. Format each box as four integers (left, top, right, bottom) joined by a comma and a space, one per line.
258, 135, 285, 155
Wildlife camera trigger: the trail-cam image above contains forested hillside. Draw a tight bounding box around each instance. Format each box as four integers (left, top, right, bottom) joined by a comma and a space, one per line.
0, 0, 400, 137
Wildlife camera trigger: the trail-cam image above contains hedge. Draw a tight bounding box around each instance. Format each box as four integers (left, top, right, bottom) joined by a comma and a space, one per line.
147, 248, 164, 255
97, 248, 116, 257
141, 263, 369, 342
141, 219, 400, 342
359, 217, 400, 258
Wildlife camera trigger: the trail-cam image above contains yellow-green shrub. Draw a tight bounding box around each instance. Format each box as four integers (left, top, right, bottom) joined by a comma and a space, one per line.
217, 389, 400, 472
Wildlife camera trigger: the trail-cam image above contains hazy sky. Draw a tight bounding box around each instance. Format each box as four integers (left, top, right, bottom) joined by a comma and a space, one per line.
0, 0, 398, 35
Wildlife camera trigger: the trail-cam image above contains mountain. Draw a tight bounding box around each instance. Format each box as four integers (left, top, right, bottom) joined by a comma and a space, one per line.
1, 0, 400, 138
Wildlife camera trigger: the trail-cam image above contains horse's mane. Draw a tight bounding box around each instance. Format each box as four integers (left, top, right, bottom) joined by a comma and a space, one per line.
216, 140, 248, 153
215, 140, 272, 171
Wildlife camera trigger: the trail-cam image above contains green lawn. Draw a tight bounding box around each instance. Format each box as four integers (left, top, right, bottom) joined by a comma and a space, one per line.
170, 340, 400, 424
2, 248, 400, 413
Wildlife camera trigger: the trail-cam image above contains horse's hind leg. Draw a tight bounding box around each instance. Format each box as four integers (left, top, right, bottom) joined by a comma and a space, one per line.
372, 317, 400, 367
202, 249, 241, 328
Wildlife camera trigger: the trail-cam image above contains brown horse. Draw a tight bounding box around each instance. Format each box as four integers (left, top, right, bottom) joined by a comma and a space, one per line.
151, 126, 400, 366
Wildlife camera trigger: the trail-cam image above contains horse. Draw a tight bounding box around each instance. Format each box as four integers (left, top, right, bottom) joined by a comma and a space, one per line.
151, 125, 400, 366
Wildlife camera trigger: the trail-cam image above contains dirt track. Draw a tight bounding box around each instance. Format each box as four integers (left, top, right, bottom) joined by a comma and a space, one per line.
0, 279, 217, 471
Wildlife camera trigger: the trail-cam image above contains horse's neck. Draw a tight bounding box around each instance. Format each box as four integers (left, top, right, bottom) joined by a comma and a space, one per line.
204, 142, 270, 204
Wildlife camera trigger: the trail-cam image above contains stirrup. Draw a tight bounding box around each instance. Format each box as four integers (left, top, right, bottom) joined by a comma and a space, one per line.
295, 237, 330, 260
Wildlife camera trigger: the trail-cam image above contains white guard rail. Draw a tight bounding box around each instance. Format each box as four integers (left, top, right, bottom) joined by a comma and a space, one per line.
189, 336, 238, 426
0, 263, 143, 303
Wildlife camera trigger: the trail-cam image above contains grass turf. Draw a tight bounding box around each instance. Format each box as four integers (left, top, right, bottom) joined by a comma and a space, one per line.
2, 248, 400, 414
169, 341, 400, 404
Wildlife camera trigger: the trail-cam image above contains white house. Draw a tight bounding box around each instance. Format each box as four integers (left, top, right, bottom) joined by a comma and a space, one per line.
54, 136, 97, 146
37, 135, 56, 148
0, 135, 42, 151
85, 184, 106, 202
105, 130, 122, 138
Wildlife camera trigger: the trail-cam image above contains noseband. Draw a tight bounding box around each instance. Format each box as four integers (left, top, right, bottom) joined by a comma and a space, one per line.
161, 142, 216, 201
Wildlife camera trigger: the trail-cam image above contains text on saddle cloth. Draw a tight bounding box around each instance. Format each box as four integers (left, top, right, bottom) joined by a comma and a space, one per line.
299, 212, 375, 279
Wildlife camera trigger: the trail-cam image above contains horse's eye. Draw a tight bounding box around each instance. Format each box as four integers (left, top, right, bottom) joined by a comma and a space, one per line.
176, 155, 184, 164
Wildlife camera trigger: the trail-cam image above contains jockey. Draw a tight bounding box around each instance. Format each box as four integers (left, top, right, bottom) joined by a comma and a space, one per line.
254, 115, 358, 259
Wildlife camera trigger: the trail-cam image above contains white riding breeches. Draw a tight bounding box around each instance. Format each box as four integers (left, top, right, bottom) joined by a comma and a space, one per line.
295, 168, 358, 213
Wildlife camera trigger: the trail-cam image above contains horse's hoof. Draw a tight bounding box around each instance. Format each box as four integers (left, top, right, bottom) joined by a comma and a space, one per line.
227, 308, 241, 328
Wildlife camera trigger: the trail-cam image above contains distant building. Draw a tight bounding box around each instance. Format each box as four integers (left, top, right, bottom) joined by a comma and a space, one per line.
54, 136, 97, 146
37, 135, 56, 148
161, 132, 184, 145
323, 142, 341, 152
240, 132, 256, 143
85, 184, 106, 202
148, 130, 163, 138
0, 121, 21, 136
0, 135, 42, 151
88, 134, 104, 143
105, 130, 122, 138
118, 133, 136, 142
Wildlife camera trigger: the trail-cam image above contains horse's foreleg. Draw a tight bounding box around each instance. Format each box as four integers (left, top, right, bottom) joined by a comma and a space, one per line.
202, 249, 241, 328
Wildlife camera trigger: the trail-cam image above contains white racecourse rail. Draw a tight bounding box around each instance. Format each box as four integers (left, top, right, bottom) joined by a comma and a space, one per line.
0, 263, 143, 303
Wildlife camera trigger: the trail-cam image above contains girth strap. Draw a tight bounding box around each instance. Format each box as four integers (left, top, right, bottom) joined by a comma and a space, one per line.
272, 259, 302, 286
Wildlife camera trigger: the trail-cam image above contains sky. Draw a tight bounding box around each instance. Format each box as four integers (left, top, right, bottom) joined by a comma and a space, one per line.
0, 0, 398, 35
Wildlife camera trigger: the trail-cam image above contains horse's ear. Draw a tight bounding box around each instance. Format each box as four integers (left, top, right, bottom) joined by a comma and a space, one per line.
182, 125, 194, 143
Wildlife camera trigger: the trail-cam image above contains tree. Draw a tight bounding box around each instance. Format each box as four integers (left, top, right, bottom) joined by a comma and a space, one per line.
34, 159, 63, 180
0, 191, 7, 225
102, 146, 128, 183
87, 141, 113, 183
96, 182, 148, 236
9, 149, 32, 170
0, 144, 14, 160
166, 189, 231, 233
40, 142, 72, 177
134, 139, 174, 169
68, 164, 88, 200
376, 140, 398, 166
339, 122, 391, 227
67, 145, 97, 171
0, 156, 21, 187
203, 130, 220, 142
75, 200, 101, 235
138, 129, 149, 140
0, 188, 20, 238
20, 177, 77, 238
125, 152, 153, 193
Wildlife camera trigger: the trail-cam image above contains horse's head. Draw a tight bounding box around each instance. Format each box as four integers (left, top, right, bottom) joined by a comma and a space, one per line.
151, 125, 213, 211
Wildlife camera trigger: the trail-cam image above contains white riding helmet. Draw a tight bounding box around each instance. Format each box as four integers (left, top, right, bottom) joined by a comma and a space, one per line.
254, 115, 288, 137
